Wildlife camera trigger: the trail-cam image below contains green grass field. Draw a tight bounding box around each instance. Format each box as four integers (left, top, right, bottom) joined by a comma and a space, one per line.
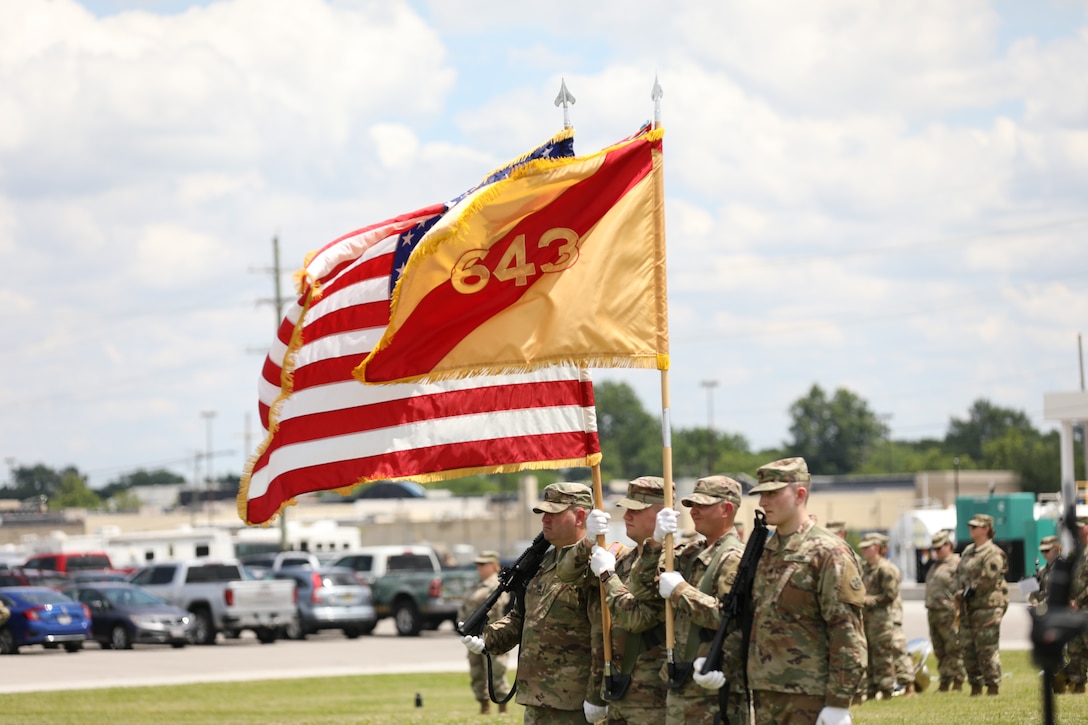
1, 651, 1086, 724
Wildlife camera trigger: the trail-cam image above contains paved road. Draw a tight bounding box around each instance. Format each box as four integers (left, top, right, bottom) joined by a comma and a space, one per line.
0, 603, 1033, 694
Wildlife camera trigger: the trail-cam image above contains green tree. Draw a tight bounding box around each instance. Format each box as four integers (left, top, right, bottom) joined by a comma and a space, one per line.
672, 427, 752, 479
981, 428, 1060, 495
49, 469, 103, 510
100, 468, 187, 499
1, 463, 71, 503
786, 384, 889, 475
945, 399, 1035, 462
593, 381, 661, 481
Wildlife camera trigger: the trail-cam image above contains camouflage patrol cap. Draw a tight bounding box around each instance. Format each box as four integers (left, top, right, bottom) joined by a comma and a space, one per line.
617, 476, 665, 510
826, 520, 846, 534
748, 457, 810, 494
1078, 515, 1088, 528
859, 536, 880, 549
931, 530, 951, 549
532, 482, 593, 513
1039, 535, 1060, 553
967, 513, 994, 529
473, 550, 500, 565
681, 475, 742, 507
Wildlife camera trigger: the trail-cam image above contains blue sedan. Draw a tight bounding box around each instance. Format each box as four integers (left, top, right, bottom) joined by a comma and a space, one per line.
0, 587, 91, 654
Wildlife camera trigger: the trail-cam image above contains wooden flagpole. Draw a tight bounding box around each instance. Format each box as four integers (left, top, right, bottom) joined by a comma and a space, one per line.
591, 463, 617, 689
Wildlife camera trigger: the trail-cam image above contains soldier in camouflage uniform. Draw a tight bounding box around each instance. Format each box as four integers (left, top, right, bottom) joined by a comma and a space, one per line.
745, 457, 867, 725
462, 482, 607, 724
560, 476, 668, 725
1029, 535, 1060, 610
647, 475, 748, 725
1063, 516, 1088, 693
458, 550, 511, 714
858, 533, 902, 701
953, 513, 1009, 696
925, 530, 964, 692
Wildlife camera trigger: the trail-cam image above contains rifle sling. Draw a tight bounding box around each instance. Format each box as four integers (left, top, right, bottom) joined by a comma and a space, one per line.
682, 540, 731, 663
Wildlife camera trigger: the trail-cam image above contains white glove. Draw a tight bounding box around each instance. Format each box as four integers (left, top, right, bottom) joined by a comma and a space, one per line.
590, 545, 617, 577
583, 700, 608, 723
692, 656, 726, 690
815, 706, 852, 725
654, 507, 679, 543
587, 508, 611, 537
659, 570, 684, 598
460, 634, 485, 654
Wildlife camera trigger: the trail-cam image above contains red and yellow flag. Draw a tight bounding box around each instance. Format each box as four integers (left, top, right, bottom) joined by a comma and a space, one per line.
356, 128, 668, 385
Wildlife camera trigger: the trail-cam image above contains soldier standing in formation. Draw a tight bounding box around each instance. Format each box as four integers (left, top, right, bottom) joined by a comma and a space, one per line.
1029, 535, 1060, 610
563, 476, 669, 724
462, 482, 607, 724
1063, 516, 1088, 693
924, 529, 964, 692
458, 550, 511, 714
858, 533, 903, 700
954, 513, 1009, 696
745, 457, 867, 725
651, 475, 748, 725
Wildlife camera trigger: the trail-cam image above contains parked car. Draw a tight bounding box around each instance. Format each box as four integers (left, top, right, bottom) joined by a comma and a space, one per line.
62, 583, 194, 650
23, 551, 119, 575
69, 570, 131, 584
0, 586, 91, 655
129, 559, 297, 645
330, 546, 475, 636
0, 567, 68, 589
271, 566, 377, 639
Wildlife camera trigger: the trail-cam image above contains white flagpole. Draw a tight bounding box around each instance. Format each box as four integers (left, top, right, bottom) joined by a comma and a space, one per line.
649, 73, 679, 678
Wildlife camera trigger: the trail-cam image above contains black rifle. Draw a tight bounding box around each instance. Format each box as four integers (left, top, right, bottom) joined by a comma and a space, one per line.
456, 533, 552, 705
1033, 500, 1088, 725
701, 510, 769, 725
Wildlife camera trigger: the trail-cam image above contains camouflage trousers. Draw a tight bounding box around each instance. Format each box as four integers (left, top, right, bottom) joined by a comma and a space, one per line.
467, 651, 510, 702
664, 680, 749, 725
1065, 630, 1088, 685
604, 687, 667, 725
893, 625, 913, 688
751, 690, 823, 725
523, 705, 587, 724
927, 610, 965, 682
961, 606, 1004, 687
864, 619, 897, 693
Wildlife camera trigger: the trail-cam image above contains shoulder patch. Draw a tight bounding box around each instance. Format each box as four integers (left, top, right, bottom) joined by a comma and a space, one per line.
850, 576, 863, 591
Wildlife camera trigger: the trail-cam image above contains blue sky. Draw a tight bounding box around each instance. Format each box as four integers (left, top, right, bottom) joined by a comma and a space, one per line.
4, 0, 1088, 488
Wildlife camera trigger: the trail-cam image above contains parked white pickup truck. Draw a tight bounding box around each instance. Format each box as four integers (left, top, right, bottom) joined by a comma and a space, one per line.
130, 559, 297, 644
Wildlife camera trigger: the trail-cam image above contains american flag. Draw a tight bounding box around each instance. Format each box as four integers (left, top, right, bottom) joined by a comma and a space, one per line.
240, 133, 599, 526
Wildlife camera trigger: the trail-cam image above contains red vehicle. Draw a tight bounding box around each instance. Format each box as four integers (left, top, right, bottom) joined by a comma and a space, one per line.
22, 552, 117, 575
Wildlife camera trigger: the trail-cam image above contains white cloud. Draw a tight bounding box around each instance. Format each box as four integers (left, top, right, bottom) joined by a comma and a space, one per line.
3, 0, 1088, 483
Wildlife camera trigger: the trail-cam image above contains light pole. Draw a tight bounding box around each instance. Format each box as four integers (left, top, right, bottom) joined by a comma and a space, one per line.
700, 380, 719, 475
953, 456, 960, 504
201, 411, 216, 524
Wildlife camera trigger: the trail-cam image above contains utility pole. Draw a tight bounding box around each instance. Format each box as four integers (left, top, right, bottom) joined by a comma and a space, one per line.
700, 380, 719, 476
202, 411, 216, 525
255, 235, 289, 549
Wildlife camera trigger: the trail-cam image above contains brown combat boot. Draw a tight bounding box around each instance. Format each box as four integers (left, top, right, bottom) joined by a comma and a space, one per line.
880, 689, 894, 701
986, 685, 999, 696
938, 678, 951, 692
1074, 682, 1087, 694
498, 702, 507, 714
970, 683, 983, 696
952, 680, 964, 692
479, 700, 490, 715
902, 683, 916, 697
